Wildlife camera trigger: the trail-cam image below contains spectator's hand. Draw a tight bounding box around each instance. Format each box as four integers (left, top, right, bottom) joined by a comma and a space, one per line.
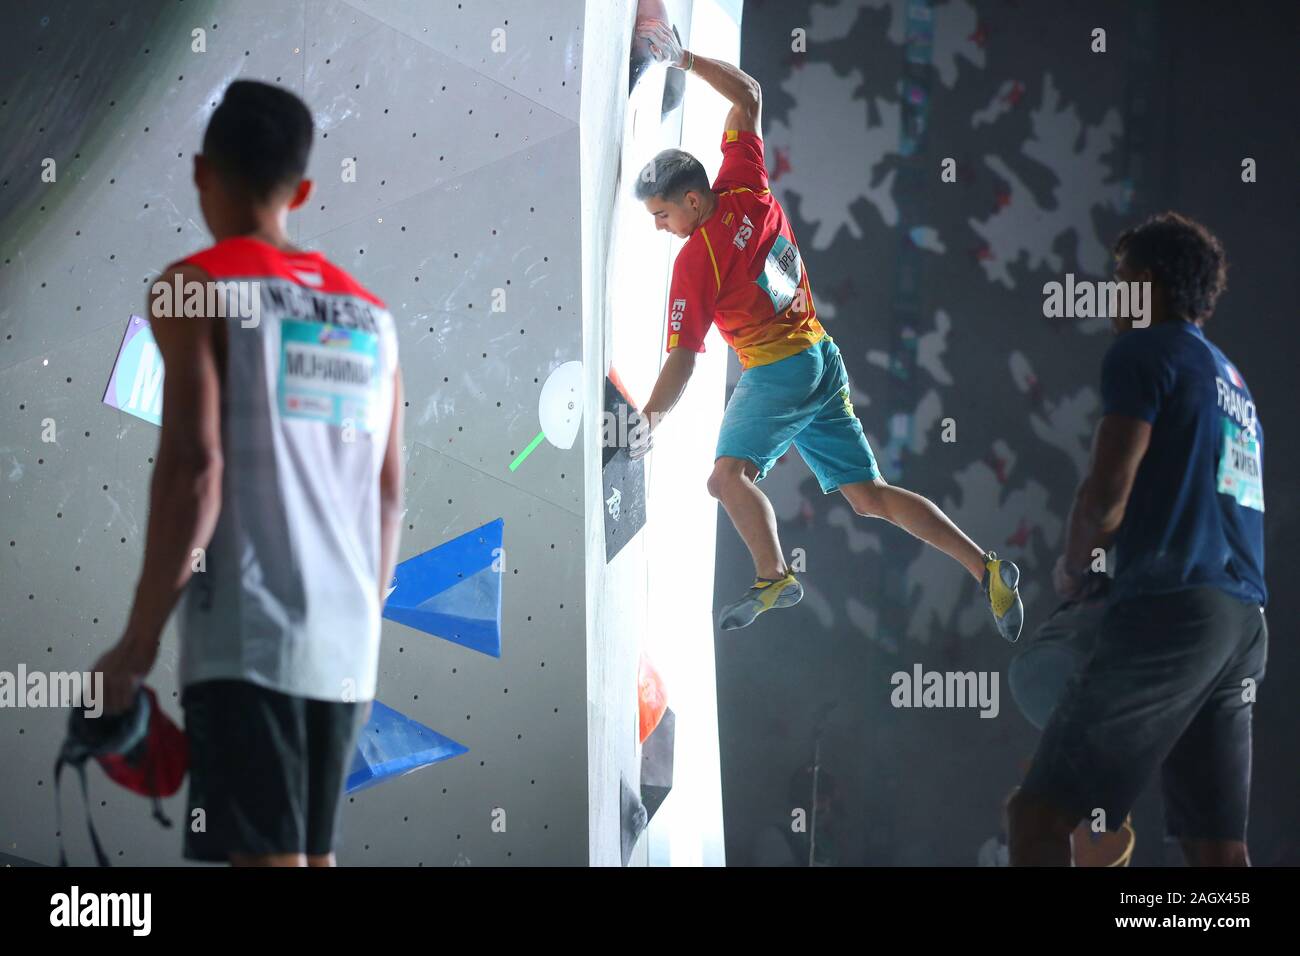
636, 20, 686, 69
1052, 556, 1088, 602
91, 633, 158, 716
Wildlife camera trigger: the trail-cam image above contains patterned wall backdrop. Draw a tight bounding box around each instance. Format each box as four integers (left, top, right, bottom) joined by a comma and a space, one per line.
720, 0, 1299, 865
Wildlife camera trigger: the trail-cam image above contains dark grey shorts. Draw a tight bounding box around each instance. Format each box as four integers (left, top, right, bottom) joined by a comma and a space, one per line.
181, 679, 368, 862
1020, 586, 1267, 841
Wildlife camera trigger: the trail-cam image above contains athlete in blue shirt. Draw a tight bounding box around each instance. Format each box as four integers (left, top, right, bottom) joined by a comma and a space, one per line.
1009, 212, 1267, 867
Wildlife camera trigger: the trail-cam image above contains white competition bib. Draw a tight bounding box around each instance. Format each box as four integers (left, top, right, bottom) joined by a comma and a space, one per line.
1216, 418, 1264, 512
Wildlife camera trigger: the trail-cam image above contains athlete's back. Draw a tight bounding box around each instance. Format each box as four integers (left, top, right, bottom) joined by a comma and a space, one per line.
177, 236, 400, 702
1101, 319, 1265, 604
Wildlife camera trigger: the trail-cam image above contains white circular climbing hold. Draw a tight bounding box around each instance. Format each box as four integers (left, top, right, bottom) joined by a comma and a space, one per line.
539, 360, 583, 449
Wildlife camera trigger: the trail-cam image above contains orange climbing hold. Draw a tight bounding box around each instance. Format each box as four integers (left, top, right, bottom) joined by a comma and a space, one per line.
638, 652, 668, 744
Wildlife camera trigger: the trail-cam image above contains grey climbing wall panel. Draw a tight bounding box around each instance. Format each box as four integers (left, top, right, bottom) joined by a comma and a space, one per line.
0, 0, 594, 866
1, 0, 727, 867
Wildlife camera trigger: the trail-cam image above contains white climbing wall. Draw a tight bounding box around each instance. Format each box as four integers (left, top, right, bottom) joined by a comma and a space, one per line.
585, 0, 735, 866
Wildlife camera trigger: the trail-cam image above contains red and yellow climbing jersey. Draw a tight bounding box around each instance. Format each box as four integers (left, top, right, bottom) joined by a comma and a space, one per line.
665, 129, 825, 370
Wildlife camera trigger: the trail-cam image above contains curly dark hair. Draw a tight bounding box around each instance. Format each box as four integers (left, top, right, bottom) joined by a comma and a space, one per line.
1113, 212, 1228, 322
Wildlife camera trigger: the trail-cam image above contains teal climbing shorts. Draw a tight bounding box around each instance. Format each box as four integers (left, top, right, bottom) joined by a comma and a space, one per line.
715, 336, 880, 493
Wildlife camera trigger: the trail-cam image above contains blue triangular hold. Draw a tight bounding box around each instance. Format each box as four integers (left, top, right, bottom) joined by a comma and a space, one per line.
383, 518, 504, 656
346, 700, 468, 794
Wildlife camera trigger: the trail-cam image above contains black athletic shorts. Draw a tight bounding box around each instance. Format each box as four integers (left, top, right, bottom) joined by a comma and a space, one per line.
181, 679, 368, 862
1020, 586, 1267, 841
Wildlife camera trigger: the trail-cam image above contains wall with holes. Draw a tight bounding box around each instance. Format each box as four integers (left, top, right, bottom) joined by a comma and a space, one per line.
0, 0, 603, 865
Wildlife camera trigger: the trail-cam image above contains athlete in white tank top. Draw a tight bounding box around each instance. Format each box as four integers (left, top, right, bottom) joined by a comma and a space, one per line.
174, 236, 400, 702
